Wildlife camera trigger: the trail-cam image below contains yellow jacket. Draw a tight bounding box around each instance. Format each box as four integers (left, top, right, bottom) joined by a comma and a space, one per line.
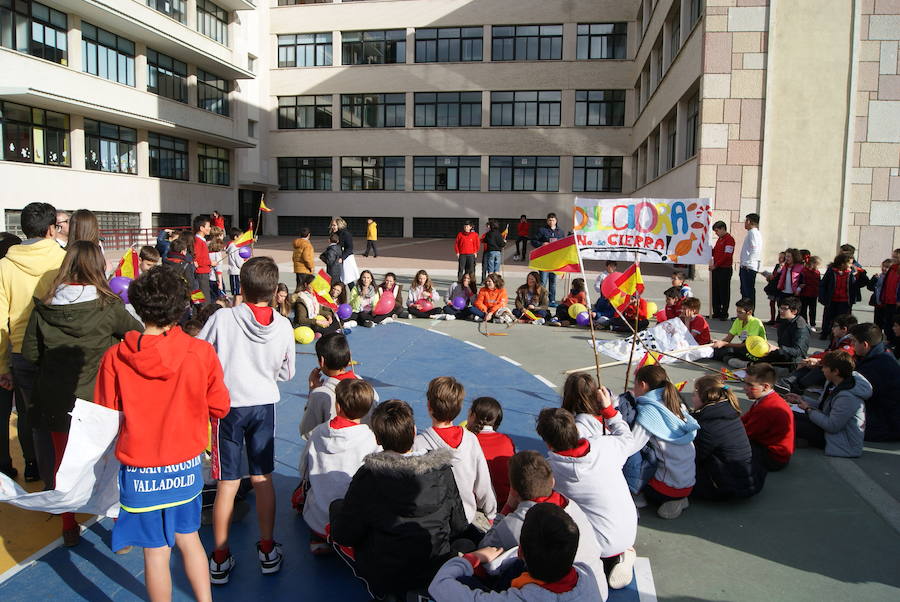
0, 238, 65, 373
367, 221, 377, 241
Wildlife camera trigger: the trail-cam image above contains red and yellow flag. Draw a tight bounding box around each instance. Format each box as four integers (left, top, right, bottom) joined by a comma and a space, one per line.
522, 308, 538, 321
191, 289, 206, 303
528, 235, 580, 273
259, 198, 272, 213
233, 228, 254, 248
311, 269, 337, 309
637, 350, 660, 369
114, 247, 140, 280
615, 263, 645, 296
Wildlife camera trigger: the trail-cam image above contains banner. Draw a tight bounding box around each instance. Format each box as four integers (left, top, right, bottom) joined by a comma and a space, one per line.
593, 318, 713, 363
574, 197, 712, 264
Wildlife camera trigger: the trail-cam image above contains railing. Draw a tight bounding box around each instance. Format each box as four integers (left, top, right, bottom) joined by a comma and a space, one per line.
100, 226, 191, 250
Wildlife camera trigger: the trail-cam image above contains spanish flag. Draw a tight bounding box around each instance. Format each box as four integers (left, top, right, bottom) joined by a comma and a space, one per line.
528, 235, 580, 273
501, 223, 509, 239
233, 228, 254, 248
615, 263, 645, 296
637, 350, 660, 369
114, 247, 140, 280
311, 269, 337, 309
191, 289, 206, 303
522, 308, 538, 321
259, 198, 272, 213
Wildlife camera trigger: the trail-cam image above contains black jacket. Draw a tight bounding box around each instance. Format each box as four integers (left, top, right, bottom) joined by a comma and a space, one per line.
692, 401, 765, 500
337, 228, 354, 260
776, 315, 810, 362
483, 230, 506, 253
818, 267, 862, 306
319, 244, 341, 282
330, 448, 468, 596
856, 343, 900, 442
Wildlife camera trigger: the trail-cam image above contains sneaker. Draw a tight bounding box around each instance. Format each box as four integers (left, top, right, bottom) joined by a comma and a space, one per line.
430, 313, 445, 320
809, 326, 818, 333
23, 460, 39, 482
340, 328, 352, 335
657, 497, 689, 519
549, 301, 559, 308
362, 320, 375, 328
444, 314, 455, 321
472, 316, 482, 322
343, 320, 357, 328
381, 317, 394, 324
258, 541, 284, 575
607, 547, 637, 589
632, 492, 648, 509
533, 318, 545, 325
547, 318, 561, 327
512, 255, 520, 261
209, 552, 235, 585
727, 358, 749, 369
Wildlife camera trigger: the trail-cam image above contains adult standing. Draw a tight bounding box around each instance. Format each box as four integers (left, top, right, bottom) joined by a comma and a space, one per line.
483, 220, 505, 276
0, 203, 66, 485
364, 218, 378, 258
54, 211, 69, 248
292, 227, 314, 288
211, 210, 225, 231
192, 215, 213, 304
532, 212, 564, 306
710, 221, 735, 320
454, 221, 479, 281
0, 232, 21, 479
331, 217, 359, 287
739, 213, 762, 305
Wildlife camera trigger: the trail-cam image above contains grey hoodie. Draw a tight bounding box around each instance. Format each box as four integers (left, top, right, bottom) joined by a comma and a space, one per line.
807, 372, 872, 458
198, 304, 295, 407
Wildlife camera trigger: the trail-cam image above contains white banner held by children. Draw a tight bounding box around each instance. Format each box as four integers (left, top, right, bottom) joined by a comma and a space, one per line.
574, 197, 713, 264
594, 318, 714, 363
0, 399, 121, 517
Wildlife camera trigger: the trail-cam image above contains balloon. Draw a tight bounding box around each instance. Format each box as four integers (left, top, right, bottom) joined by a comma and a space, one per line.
600, 272, 623, 300
373, 290, 396, 315
745, 335, 770, 358
238, 246, 252, 259
575, 311, 591, 326
568, 303, 588, 320
645, 301, 658, 316
294, 326, 315, 344
413, 299, 433, 312
452, 296, 467, 310
337, 303, 353, 320
109, 276, 132, 304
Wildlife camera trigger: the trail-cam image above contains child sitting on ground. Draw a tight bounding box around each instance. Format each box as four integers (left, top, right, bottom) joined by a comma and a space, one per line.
680, 297, 710, 344
465, 397, 515, 507
740, 363, 795, 471
471, 273, 513, 324
781, 313, 857, 394
414, 377, 497, 531
378, 272, 408, 319
330, 400, 468, 598
349, 269, 392, 327
661, 286, 684, 320
747, 295, 809, 369
561, 372, 608, 439
292, 274, 339, 335
593, 260, 618, 293
550, 278, 588, 326
299, 379, 379, 554
94, 265, 230, 601
444, 272, 478, 320
429, 503, 603, 601
408, 269, 445, 318
711, 298, 767, 363
513, 271, 549, 324
671, 270, 693, 298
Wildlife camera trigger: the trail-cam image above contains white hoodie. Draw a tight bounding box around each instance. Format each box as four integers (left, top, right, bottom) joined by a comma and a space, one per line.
198, 304, 295, 407
299, 373, 378, 439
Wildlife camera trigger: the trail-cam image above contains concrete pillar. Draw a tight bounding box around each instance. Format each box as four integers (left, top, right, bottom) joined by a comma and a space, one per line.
67, 15, 82, 71
560, 89, 576, 127
562, 22, 577, 61
186, 0, 197, 30
135, 42, 148, 91
70, 115, 85, 170
188, 139, 199, 182
559, 156, 574, 193
137, 130, 150, 178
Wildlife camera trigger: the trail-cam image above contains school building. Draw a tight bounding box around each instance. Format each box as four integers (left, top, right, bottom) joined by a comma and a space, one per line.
0, 0, 898, 268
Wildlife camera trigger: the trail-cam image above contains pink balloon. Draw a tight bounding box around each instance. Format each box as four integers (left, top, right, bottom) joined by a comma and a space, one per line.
373, 290, 396, 315
600, 272, 623, 299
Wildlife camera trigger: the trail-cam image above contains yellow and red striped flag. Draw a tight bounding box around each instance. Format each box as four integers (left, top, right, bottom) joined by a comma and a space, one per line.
501, 223, 509, 239
191, 289, 206, 303
637, 350, 660, 369
311, 269, 337, 309
522, 308, 539, 321
615, 263, 645, 296
259, 198, 272, 213
528, 235, 580, 273
113, 247, 140, 280
233, 228, 254, 248
675, 381, 687, 392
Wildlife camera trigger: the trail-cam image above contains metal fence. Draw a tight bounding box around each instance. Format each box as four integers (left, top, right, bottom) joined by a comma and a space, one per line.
100, 226, 191, 250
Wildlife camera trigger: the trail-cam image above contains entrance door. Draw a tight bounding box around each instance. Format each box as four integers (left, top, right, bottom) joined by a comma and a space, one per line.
238, 189, 263, 233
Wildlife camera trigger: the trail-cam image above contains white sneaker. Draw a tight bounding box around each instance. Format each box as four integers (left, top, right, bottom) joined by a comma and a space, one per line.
473, 316, 482, 322
444, 314, 455, 321
209, 552, 235, 585
381, 317, 394, 324
657, 497, 689, 519
607, 547, 636, 589
513, 255, 520, 261
343, 320, 357, 328
533, 318, 545, 325
258, 541, 283, 575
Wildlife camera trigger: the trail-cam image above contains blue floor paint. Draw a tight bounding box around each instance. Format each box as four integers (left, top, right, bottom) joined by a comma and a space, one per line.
0, 323, 640, 601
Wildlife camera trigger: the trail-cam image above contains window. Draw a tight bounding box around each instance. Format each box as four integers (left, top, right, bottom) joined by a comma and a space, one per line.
277, 33, 332, 67
688, 0, 703, 28
278, 157, 332, 190
666, 115, 677, 169
198, 144, 229, 186
197, 69, 229, 116
341, 94, 405, 128
489, 156, 559, 191
0, 100, 69, 166
650, 131, 660, 179
1, 1, 68, 65
247, 53, 257, 72
248, 119, 257, 138
669, 8, 681, 64
685, 92, 699, 158
278, 95, 333, 129
146, 0, 186, 24
576, 23, 626, 59
81, 22, 135, 86
491, 25, 562, 61
413, 156, 480, 191
654, 42, 664, 85
490, 91, 560, 127
147, 49, 187, 103
415, 27, 482, 62
414, 92, 481, 127
84, 119, 137, 174
574, 90, 626, 126
573, 157, 623, 192
149, 132, 187, 180
342, 30, 406, 65
197, 0, 227, 45
341, 157, 404, 190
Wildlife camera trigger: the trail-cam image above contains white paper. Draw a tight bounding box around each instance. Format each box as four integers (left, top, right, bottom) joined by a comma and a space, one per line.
594, 318, 714, 363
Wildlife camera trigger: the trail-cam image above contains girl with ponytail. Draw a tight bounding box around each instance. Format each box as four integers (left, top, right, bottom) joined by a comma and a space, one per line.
466, 397, 515, 506
690, 376, 766, 500
562, 372, 609, 438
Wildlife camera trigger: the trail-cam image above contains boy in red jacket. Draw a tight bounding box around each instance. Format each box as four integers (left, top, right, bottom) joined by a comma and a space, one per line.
680, 298, 710, 344
740, 363, 794, 471
94, 265, 230, 602
455, 221, 480, 282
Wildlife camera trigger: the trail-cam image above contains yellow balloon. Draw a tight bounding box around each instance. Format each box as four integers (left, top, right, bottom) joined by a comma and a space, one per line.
745, 335, 770, 358
645, 301, 658, 316
568, 303, 588, 320
294, 326, 315, 345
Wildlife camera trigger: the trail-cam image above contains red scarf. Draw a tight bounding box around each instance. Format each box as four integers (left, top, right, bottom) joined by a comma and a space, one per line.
556, 439, 590, 458
329, 416, 358, 430
434, 426, 464, 448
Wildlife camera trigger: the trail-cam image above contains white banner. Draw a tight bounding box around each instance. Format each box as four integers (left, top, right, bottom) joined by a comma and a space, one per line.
594, 318, 714, 363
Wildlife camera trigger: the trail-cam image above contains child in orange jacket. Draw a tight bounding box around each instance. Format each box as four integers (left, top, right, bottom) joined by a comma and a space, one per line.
471, 273, 513, 323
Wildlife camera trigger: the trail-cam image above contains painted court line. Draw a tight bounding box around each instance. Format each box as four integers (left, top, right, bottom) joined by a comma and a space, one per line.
499, 355, 521, 366
429, 328, 450, 336
634, 557, 658, 602
0, 517, 100, 585
534, 374, 556, 388
463, 340, 485, 349
828, 457, 900, 535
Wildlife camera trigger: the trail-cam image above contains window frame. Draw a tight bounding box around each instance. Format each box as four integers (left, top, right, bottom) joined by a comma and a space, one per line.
84, 118, 137, 174
685, 92, 699, 159
488, 156, 559, 192
1, 1, 69, 65
413, 92, 482, 127
340, 93, 406, 128
197, 68, 230, 116
491, 25, 562, 61
413, 156, 481, 191
0, 100, 70, 166
574, 90, 626, 127
278, 156, 333, 191
575, 23, 627, 60
197, 0, 228, 45
414, 27, 483, 63
147, 48, 188, 103
277, 32, 333, 67
341, 29, 406, 65
146, 0, 186, 23
490, 91, 561, 127
278, 95, 333, 129
149, 132, 188, 181
340, 156, 405, 191
572, 156, 623, 193
81, 22, 136, 86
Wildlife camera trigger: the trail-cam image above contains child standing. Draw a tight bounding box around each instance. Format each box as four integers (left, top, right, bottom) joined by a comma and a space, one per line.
471, 273, 513, 323
320, 233, 342, 285
680, 298, 710, 344
292, 227, 314, 288
799, 255, 821, 332
138, 245, 161, 273
465, 397, 515, 508
207, 234, 226, 301
818, 254, 858, 339
550, 278, 587, 326
94, 265, 230, 602
200, 257, 296, 583
514, 214, 530, 262
872, 249, 900, 347
740, 363, 795, 471
225, 228, 246, 301
762, 251, 786, 324
455, 221, 480, 281
407, 269, 445, 318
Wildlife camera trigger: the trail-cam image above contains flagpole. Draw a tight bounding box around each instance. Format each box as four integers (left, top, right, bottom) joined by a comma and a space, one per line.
574, 234, 604, 388
253, 193, 265, 243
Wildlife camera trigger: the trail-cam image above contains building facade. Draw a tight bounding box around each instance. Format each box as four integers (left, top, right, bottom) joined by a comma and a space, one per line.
1, 0, 898, 268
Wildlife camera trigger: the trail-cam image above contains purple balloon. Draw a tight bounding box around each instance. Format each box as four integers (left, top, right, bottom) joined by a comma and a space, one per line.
452, 296, 466, 310
575, 311, 591, 327
337, 303, 353, 320
238, 246, 252, 259
109, 276, 132, 304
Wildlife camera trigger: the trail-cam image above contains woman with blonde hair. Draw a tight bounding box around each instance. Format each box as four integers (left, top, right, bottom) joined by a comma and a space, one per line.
330, 216, 359, 287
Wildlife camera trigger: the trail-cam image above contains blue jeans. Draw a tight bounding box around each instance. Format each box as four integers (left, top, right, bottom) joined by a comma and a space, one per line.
541, 272, 557, 304
485, 251, 501, 275
623, 447, 658, 494
739, 267, 757, 304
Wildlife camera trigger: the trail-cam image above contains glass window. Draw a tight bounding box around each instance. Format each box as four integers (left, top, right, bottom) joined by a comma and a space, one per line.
277, 33, 332, 67
666, 115, 677, 169
414, 92, 481, 127
685, 92, 699, 159
146, 0, 186, 24
688, 0, 703, 28
574, 90, 626, 126
489, 156, 559, 191
490, 91, 560, 127
576, 23, 627, 59
669, 10, 681, 64
491, 25, 561, 61
278, 95, 333, 129
0, 100, 69, 166
147, 48, 188, 103
197, 0, 227, 45
197, 69, 229, 116
278, 157, 332, 190
340, 94, 405, 128
0, 1, 68, 65
573, 156, 623, 192
341, 156, 404, 190
414, 27, 483, 63
149, 132, 188, 180
81, 22, 135, 86
342, 29, 406, 65
84, 119, 137, 174
198, 143, 229, 186
413, 156, 480, 191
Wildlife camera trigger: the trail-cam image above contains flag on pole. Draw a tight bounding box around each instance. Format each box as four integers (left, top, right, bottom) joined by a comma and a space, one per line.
233, 228, 254, 248
637, 350, 660, 369
259, 198, 272, 213
522, 308, 539, 321
528, 235, 581, 273
615, 262, 645, 296
311, 270, 337, 309
501, 223, 509, 239
113, 247, 140, 280
191, 289, 206, 303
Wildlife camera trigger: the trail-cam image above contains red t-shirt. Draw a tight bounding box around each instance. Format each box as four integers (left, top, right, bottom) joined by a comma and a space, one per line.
517, 222, 530, 237
455, 231, 480, 255
884, 265, 900, 305
194, 235, 211, 274
712, 233, 735, 268
831, 269, 850, 302
687, 315, 711, 344
665, 299, 682, 320
476, 430, 515, 507
741, 391, 795, 464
